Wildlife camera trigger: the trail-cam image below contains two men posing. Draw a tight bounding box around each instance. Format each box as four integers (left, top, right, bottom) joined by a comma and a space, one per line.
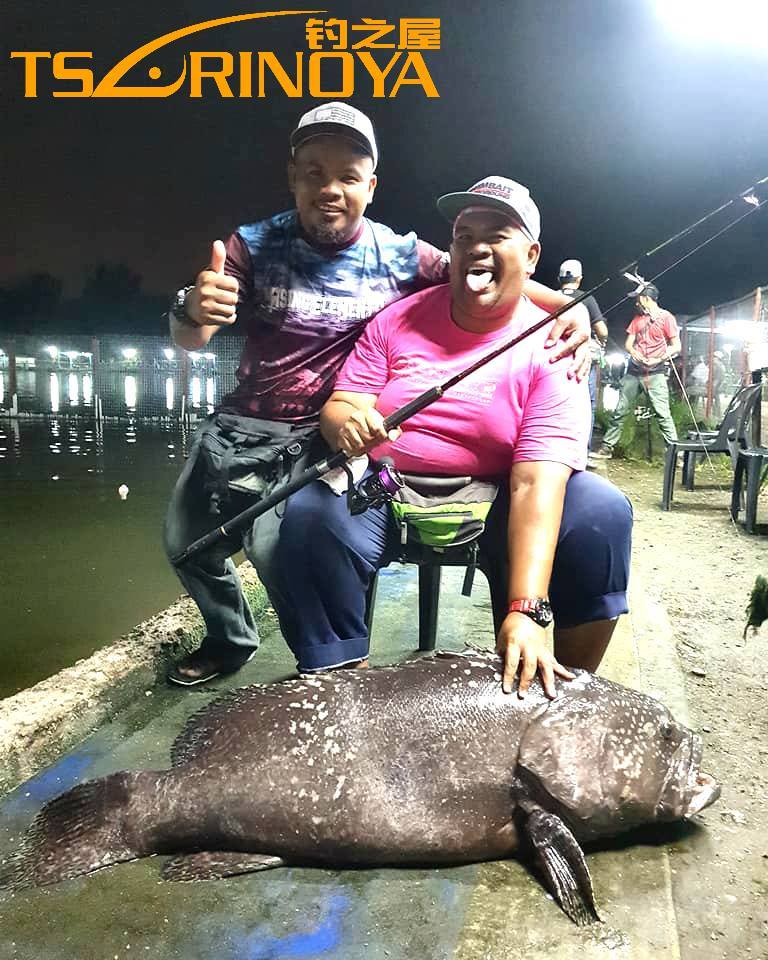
164, 101, 626, 693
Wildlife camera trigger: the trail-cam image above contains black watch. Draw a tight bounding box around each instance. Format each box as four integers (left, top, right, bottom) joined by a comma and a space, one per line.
507, 598, 554, 628
169, 286, 195, 323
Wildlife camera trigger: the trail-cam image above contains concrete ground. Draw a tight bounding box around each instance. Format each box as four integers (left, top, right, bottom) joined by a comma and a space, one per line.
0, 563, 700, 960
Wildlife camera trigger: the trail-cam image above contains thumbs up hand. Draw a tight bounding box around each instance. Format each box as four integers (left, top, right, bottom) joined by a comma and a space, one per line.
185, 240, 240, 327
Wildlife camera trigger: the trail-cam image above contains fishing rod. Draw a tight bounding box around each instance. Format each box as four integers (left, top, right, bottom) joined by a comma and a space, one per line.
171, 174, 768, 567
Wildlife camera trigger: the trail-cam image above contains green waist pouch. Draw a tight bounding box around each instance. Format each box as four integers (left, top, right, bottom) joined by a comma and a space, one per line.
390, 474, 500, 549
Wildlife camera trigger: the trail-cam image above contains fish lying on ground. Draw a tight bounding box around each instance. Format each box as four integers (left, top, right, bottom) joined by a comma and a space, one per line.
0, 651, 720, 924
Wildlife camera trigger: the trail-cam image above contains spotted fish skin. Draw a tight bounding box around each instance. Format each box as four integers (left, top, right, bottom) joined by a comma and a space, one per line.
1, 650, 719, 916
162, 651, 548, 865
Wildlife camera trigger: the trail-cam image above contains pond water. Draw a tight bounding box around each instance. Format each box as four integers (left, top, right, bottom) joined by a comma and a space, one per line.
0, 417, 196, 699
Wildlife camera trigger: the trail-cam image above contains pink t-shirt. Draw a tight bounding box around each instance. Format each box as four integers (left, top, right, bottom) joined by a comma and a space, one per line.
334, 284, 590, 476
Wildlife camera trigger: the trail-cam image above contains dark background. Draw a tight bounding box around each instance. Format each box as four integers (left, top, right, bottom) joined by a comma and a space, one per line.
2, 0, 767, 338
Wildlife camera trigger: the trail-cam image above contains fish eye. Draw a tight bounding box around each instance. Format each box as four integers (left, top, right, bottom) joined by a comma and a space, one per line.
661, 722, 674, 740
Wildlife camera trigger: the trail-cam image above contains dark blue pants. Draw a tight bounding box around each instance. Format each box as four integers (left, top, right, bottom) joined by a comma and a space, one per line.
275, 470, 633, 672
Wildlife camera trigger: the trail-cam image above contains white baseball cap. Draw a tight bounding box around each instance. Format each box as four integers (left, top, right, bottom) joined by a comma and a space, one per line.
436, 176, 541, 241
290, 102, 378, 169
559, 259, 582, 280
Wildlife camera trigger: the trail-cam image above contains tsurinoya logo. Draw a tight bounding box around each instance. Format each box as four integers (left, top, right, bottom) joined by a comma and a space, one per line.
10, 11, 441, 98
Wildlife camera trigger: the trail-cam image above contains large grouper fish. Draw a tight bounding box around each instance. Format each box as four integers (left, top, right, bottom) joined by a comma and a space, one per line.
0, 651, 720, 924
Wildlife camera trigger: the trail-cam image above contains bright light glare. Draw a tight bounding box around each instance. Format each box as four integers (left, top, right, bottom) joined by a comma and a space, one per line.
204, 353, 216, 362
122, 348, 138, 361
125, 375, 137, 410
50, 373, 60, 412
606, 353, 625, 367
656, 0, 768, 48
82, 374, 93, 405
206, 377, 215, 409
166, 377, 174, 411
191, 376, 201, 407
163, 348, 175, 361
68, 373, 79, 405
603, 386, 620, 412
45, 345, 59, 359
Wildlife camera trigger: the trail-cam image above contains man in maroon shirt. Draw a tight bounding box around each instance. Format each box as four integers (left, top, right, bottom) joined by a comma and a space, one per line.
593, 284, 681, 458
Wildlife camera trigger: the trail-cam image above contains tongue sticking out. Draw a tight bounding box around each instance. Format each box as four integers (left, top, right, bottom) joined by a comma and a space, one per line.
466, 271, 493, 293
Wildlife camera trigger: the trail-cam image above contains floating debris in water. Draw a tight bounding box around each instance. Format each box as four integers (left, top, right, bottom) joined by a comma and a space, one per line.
118, 484, 129, 500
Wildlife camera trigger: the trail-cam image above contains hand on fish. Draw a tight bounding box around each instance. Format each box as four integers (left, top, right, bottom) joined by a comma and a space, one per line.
496, 612, 574, 699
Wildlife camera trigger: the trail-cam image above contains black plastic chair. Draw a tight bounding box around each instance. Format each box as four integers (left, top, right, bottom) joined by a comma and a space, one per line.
364, 539, 508, 652
730, 446, 768, 533
681, 383, 761, 489
661, 382, 763, 510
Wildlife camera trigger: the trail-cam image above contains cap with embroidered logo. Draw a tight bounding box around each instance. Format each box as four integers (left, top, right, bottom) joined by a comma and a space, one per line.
290, 102, 378, 169
436, 176, 541, 241
559, 259, 583, 280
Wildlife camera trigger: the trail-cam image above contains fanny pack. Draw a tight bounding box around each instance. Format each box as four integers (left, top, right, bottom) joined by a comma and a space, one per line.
197, 413, 318, 516
390, 474, 499, 549
628, 359, 670, 377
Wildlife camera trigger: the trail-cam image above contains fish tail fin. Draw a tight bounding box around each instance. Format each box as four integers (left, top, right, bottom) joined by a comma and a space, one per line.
1, 771, 151, 890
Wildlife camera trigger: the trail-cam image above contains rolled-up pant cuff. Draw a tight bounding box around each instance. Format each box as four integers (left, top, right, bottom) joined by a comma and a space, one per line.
295, 637, 370, 673
554, 590, 629, 630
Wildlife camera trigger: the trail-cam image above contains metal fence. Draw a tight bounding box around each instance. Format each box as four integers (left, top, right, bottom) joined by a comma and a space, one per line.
679, 285, 768, 421
0, 333, 245, 423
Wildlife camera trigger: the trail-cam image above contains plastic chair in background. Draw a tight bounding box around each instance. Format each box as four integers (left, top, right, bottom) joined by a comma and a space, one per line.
661, 382, 763, 511
730, 447, 768, 533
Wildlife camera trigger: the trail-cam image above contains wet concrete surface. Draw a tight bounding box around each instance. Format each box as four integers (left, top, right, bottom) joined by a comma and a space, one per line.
0, 565, 695, 959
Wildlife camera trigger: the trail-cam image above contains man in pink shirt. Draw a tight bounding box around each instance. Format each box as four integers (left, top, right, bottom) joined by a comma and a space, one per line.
593, 284, 681, 458
275, 177, 633, 696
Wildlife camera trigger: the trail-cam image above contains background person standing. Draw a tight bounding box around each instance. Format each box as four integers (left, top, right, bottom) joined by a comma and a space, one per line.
593, 284, 680, 459
558, 259, 608, 449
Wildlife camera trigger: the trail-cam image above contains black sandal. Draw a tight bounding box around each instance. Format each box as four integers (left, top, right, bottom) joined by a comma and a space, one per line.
167, 643, 256, 687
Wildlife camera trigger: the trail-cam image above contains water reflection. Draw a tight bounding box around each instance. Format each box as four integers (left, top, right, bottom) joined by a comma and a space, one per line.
2, 365, 221, 420
0, 419, 192, 697
50, 373, 60, 413
124, 376, 137, 411
0, 413, 190, 466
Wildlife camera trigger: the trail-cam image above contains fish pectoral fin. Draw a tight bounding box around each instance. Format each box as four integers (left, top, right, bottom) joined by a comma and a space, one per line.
523, 808, 600, 926
161, 851, 286, 882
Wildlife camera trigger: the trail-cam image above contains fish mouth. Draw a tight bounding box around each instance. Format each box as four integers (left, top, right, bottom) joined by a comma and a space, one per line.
659, 732, 721, 819
685, 771, 721, 816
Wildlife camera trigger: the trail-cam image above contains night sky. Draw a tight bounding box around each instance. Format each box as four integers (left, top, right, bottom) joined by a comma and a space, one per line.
3, 0, 767, 333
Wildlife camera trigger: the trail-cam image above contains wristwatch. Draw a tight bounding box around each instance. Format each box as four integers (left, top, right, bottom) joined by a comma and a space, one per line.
169, 286, 195, 324
507, 598, 554, 628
